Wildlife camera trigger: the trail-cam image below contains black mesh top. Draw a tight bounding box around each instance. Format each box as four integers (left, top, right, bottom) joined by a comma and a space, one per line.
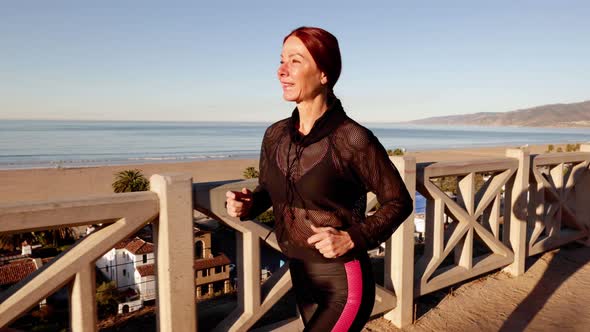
244, 97, 413, 262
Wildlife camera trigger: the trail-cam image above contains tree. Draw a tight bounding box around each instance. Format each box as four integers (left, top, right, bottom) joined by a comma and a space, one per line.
387, 148, 405, 156
0, 227, 75, 251
546, 144, 555, 153
112, 169, 150, 193
32, 228, 76, 248
0, 233, 34, 251
433, 174, 486, 195
256, 210, 275, 225
566, 143, 580, 152
243, 166, 260, 179
96, 281, 122, 317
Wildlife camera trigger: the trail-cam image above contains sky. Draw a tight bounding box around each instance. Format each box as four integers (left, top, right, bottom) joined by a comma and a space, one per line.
1, 1, 589, 123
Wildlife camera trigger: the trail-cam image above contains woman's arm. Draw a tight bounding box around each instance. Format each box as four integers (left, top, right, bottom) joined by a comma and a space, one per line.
238, 128, 273, 220
345, 130, 414, 251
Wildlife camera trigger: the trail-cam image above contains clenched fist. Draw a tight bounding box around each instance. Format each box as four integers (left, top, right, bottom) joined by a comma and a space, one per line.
307, 225, 354, 258
225, 188, 253, 218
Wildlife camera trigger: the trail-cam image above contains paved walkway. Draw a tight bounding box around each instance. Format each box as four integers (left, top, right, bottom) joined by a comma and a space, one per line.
365, 243, 590, 332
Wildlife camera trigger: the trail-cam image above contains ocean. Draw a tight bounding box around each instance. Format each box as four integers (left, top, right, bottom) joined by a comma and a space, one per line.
1, 119, 589, 170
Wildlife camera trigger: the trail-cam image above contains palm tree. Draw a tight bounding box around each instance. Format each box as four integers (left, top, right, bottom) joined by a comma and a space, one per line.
0, 228, 75, 251
34, 228, 76, 248
112, 169, 150, 193
0, 233, 33, 251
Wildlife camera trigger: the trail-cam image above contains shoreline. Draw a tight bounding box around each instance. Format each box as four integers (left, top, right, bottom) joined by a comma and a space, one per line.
0, 153, 260, 171
1, 140, 586, 171
0, 143, 585, 204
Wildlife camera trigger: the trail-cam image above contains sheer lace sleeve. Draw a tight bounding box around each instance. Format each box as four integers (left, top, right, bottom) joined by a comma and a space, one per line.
345, 127, 413, 250
241, 127, 273, 221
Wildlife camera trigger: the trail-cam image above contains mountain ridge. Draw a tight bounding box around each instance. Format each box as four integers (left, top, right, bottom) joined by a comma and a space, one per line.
408, 100, 590, 127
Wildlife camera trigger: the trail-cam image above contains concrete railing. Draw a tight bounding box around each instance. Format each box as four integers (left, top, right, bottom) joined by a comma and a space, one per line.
0, 174, 196, 332
528, 150, 590, 255
1, 146, 589, 331
414, 155, 520, 296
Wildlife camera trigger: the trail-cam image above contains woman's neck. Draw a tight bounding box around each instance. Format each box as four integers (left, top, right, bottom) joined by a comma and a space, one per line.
296, 92, 328, 135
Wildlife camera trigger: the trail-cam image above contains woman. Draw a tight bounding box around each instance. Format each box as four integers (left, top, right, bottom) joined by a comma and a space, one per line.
226, 26, 413, 332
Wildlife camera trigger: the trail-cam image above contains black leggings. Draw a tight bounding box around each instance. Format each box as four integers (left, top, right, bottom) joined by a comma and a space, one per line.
289, 254, 375, 332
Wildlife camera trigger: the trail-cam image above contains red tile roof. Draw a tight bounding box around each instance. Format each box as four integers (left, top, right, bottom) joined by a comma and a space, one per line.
136, 264, 154, 277
136, 254, 231, 277
114, 238, 133, 249
194, 254, 231, 271
135, 242, 154, 255
0, 259, 37, 286
125, 238, 154, 255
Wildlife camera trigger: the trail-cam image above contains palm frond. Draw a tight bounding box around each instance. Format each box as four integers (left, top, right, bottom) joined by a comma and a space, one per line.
112, 169, 150, 193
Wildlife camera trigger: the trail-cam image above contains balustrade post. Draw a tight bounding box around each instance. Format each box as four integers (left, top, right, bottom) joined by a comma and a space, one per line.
504, 148, 530, 276
237, 230, 261, 316
69, 264, 97, 332
384, 156, 416, 328
150, 174, 196, 332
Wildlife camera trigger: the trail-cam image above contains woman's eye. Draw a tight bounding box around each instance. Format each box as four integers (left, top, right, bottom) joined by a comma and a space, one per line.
292, 59, 300, 64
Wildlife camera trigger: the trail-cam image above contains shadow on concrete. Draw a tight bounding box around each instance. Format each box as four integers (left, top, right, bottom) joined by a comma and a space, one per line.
499, 243, 590, 331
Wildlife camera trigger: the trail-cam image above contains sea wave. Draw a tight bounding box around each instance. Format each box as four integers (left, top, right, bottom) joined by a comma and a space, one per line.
0, 153, 256, 170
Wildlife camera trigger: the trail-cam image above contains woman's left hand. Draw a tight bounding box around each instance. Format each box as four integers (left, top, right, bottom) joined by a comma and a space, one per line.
307, 225, 355, 258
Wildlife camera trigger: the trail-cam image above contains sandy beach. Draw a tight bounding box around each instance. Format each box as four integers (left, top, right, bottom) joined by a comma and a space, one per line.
0, 143, 582, 204
0, 159, 259, 204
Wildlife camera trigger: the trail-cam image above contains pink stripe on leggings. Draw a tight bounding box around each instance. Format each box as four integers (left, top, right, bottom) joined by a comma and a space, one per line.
332, 260, 363, 332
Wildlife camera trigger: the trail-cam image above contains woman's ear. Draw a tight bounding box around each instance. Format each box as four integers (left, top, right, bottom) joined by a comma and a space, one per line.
320, 72, 328, 85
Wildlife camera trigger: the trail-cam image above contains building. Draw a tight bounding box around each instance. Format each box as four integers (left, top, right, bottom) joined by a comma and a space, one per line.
96, 228, 232, 303
0, 257, 54, 306
0, 258, 42, 290
96, 237, 156, 301
194, 253, 231, 298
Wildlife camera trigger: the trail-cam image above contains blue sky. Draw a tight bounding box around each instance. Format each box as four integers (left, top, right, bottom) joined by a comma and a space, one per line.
1, 1, 589, 123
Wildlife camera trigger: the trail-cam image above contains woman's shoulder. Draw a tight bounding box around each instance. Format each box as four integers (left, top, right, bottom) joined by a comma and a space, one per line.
263, 117, 290, 140
332, 117, 377, 149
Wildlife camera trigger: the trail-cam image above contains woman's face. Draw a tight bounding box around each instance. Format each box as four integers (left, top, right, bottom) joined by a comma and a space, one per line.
278, 36, 327, 103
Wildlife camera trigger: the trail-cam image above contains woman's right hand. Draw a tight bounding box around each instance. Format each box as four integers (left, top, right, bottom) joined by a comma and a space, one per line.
225, 188, 253, 218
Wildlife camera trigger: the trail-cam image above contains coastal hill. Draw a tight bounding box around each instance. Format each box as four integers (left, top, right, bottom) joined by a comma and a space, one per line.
408, 100, 590, 127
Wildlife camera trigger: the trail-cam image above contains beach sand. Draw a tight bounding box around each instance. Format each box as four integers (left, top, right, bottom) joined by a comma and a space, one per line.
0, 143, 580, 204
0, 159, 258, 204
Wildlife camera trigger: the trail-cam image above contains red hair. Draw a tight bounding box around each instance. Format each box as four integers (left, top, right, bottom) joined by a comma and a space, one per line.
284, 27, 342, 93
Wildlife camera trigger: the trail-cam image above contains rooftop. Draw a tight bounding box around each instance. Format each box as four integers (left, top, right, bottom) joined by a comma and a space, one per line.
136, 254, 231, 277
0, 259, 37, 286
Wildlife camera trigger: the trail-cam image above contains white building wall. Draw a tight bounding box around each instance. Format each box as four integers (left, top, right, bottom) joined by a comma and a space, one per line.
134, 252, 154, 267
96, 248, 117, 281
138, 275, 156, 301
117, 249, 136, 289
96, 247, 156, 298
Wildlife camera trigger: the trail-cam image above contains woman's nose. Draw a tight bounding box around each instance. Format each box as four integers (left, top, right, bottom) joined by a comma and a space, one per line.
278, 63, 287, 77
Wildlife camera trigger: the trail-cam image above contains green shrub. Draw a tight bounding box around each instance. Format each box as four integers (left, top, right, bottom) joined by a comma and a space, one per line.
112, 169, 150, 193
257, 210, 275, 224
433, 174, 486, 195
387, 148, 405, 156
566, 143, 580, 152
243, 166, 259, 179
96, 281, 122, 317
